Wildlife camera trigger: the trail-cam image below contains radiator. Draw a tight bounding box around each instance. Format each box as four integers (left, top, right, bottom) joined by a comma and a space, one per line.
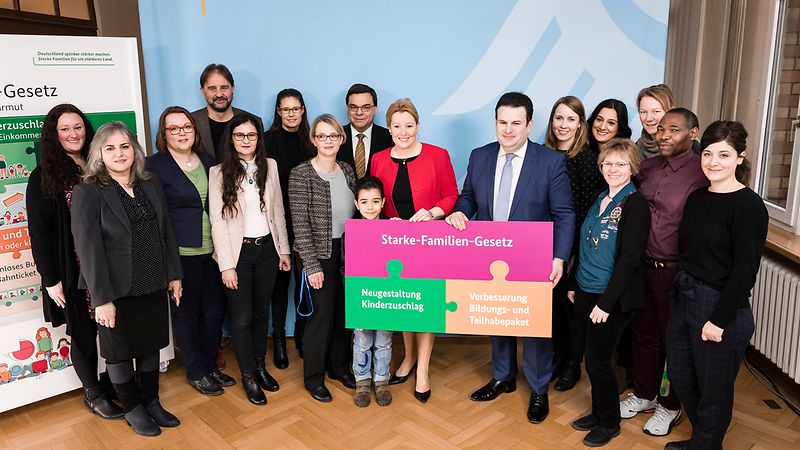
750, 255, 800, 384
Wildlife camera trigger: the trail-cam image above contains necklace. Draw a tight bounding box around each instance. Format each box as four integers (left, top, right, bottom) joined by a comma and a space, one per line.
174, 152, 194, 168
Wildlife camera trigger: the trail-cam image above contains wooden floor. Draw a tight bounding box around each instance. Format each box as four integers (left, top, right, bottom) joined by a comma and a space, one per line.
1, 337, 798, 449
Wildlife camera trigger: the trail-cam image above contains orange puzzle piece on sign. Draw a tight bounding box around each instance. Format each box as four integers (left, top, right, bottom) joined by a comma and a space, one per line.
445, 260, 552, 338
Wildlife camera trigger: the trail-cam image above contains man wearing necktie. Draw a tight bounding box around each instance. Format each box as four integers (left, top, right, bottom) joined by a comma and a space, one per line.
338, 83, 394, 178
446, 92, 575, 424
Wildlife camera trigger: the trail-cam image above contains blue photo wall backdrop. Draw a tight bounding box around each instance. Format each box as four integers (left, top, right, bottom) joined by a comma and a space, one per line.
138, 0, 669, 181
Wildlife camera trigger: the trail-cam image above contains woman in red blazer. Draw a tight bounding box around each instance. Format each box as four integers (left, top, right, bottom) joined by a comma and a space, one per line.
369, 98, 458, 403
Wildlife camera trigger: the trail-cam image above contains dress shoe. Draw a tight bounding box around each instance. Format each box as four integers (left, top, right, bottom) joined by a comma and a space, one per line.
583, 424, 620, 447
329, 372, 356, 389
273, 331, 289, 369
84, 385, 124, 419
144, 398, 180, 427
554, 362, 581, 391
188, 375, 223, 396
124, 404, 161, 437
527, 392, 549, 423
414, 389, 431, 403
470, 378, 516, 401
309, 385, 333, 403
388, 363, 417, 385
571, 414, 597, 431
209, 369, 236, 387
255, 357, 280, 392
241, 373, 267, 405
664, 440, 691, 450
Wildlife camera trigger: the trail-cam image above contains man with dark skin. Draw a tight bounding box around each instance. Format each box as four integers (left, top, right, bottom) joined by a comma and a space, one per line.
621, 108, 709, 437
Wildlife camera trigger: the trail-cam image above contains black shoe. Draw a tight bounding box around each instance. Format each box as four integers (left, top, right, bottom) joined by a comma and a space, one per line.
414, 389, 431, 403
84, 385, 124, 419
470, 378, 516, 401
527, 392, 549, 423
208, 369, 236, 387
189, 375, 223, 396
308, 385, 332, 403
242, 373, 267, 405
329, 372, 356, 389
551, 355, 565, 382
124, 404, 161, 437
144, 398, 180, 427
388, 363, 417, 385
255, 358, 280, 392
555, 362, 581, 392
571, 414, 597, 431
273, 331, 288, 369
665, 440, 691, 450
583, 425, 620, 447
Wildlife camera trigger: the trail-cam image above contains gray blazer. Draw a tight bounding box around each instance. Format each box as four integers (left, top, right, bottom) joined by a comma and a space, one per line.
191, 106, 265, 158
71, 177, 182, 307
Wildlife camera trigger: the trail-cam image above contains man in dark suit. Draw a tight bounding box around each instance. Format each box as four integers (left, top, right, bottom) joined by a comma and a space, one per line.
191, 63, 263, 160
337, 83, 394, 178
446, 92, 575, 424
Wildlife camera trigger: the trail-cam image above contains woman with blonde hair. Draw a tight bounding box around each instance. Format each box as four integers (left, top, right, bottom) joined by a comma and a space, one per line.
636, 84, 675, 159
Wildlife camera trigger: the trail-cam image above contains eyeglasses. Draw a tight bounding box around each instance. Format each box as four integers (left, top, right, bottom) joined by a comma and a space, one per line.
314, 133, 342, 142
165, 124, 195, 135
600, 162, 630, 169
233, 132, 259, 142
348, 104, 374, 113
278, 106, 303, 115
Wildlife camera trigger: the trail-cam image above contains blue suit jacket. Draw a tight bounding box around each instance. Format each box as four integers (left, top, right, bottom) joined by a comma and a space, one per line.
453, 140, 575, 260
146, 150, 216, 248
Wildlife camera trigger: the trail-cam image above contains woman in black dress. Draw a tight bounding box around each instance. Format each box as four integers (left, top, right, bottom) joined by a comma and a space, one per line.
27, 104, 123, 420
72, 121, 183, 437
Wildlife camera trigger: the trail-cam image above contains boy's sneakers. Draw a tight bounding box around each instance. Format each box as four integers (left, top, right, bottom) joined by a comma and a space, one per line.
643, 404, 682, 436
619, 392, 657, 419
374, 380, 392, 407
354, 379, 371, 407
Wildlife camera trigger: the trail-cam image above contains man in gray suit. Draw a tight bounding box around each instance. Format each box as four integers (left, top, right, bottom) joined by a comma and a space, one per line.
191, 63, 263, 159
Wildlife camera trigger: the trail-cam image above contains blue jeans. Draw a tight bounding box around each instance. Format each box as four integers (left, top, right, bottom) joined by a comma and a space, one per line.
353, 329, 392, 382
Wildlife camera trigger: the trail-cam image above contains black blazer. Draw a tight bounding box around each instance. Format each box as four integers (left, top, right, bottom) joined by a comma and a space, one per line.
71, 177, 182, 307
190, 106, 264, 159
145, 151, 215, 247
26, 168, 84, 331
572, 191, 651, 313
337, 123, 393, 177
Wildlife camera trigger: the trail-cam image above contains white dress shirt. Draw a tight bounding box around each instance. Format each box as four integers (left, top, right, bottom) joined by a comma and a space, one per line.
349, 124, 373, 161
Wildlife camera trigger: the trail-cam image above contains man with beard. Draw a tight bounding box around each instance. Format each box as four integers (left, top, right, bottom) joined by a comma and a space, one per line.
192, 63, 264, 159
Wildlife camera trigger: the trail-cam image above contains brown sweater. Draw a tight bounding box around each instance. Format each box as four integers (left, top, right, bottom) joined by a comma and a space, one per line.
288, 160, 356, 274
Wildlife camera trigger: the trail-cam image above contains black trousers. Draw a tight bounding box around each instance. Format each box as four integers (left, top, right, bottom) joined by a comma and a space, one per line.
666, 270, 754, 450
223, 239, 279, 375
575, 289, 636, 428
67, 296, 101, 389
173, 253, 226, 380
302, 239, 351, 389
553, 275, 582, 364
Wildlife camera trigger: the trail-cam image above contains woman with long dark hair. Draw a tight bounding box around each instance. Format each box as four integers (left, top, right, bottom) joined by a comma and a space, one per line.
264, 88, 314, 367
665, 121, 767, 450
587, 99, 632, 153
72, 121, 182, 436
209, 112, 292, 405
543, 96, 605, 392
27, 104, 123, 420
146, 106, 234, 396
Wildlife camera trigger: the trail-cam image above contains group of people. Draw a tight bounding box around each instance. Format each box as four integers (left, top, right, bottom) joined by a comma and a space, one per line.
26, 62, 768, 449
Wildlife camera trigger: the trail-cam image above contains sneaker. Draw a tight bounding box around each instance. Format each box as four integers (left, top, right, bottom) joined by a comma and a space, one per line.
643, 404, 682, 436
619, 392, 657, 419
158, 360, 169, 373
374, 380, 392, 407
353, 379, 371, 408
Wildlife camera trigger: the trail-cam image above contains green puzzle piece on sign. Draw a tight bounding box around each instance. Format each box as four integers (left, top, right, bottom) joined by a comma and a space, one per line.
345, 260, 449, 333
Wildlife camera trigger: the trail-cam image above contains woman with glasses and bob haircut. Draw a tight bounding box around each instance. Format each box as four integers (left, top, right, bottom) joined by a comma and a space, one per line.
209, 112, 291, 406
146, 106, 234, 397
568, 138, 650, 447
71, 121, 182, 437
664, 121, 768, 450
289, 113, 357, 403
264, 88, 315, 367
